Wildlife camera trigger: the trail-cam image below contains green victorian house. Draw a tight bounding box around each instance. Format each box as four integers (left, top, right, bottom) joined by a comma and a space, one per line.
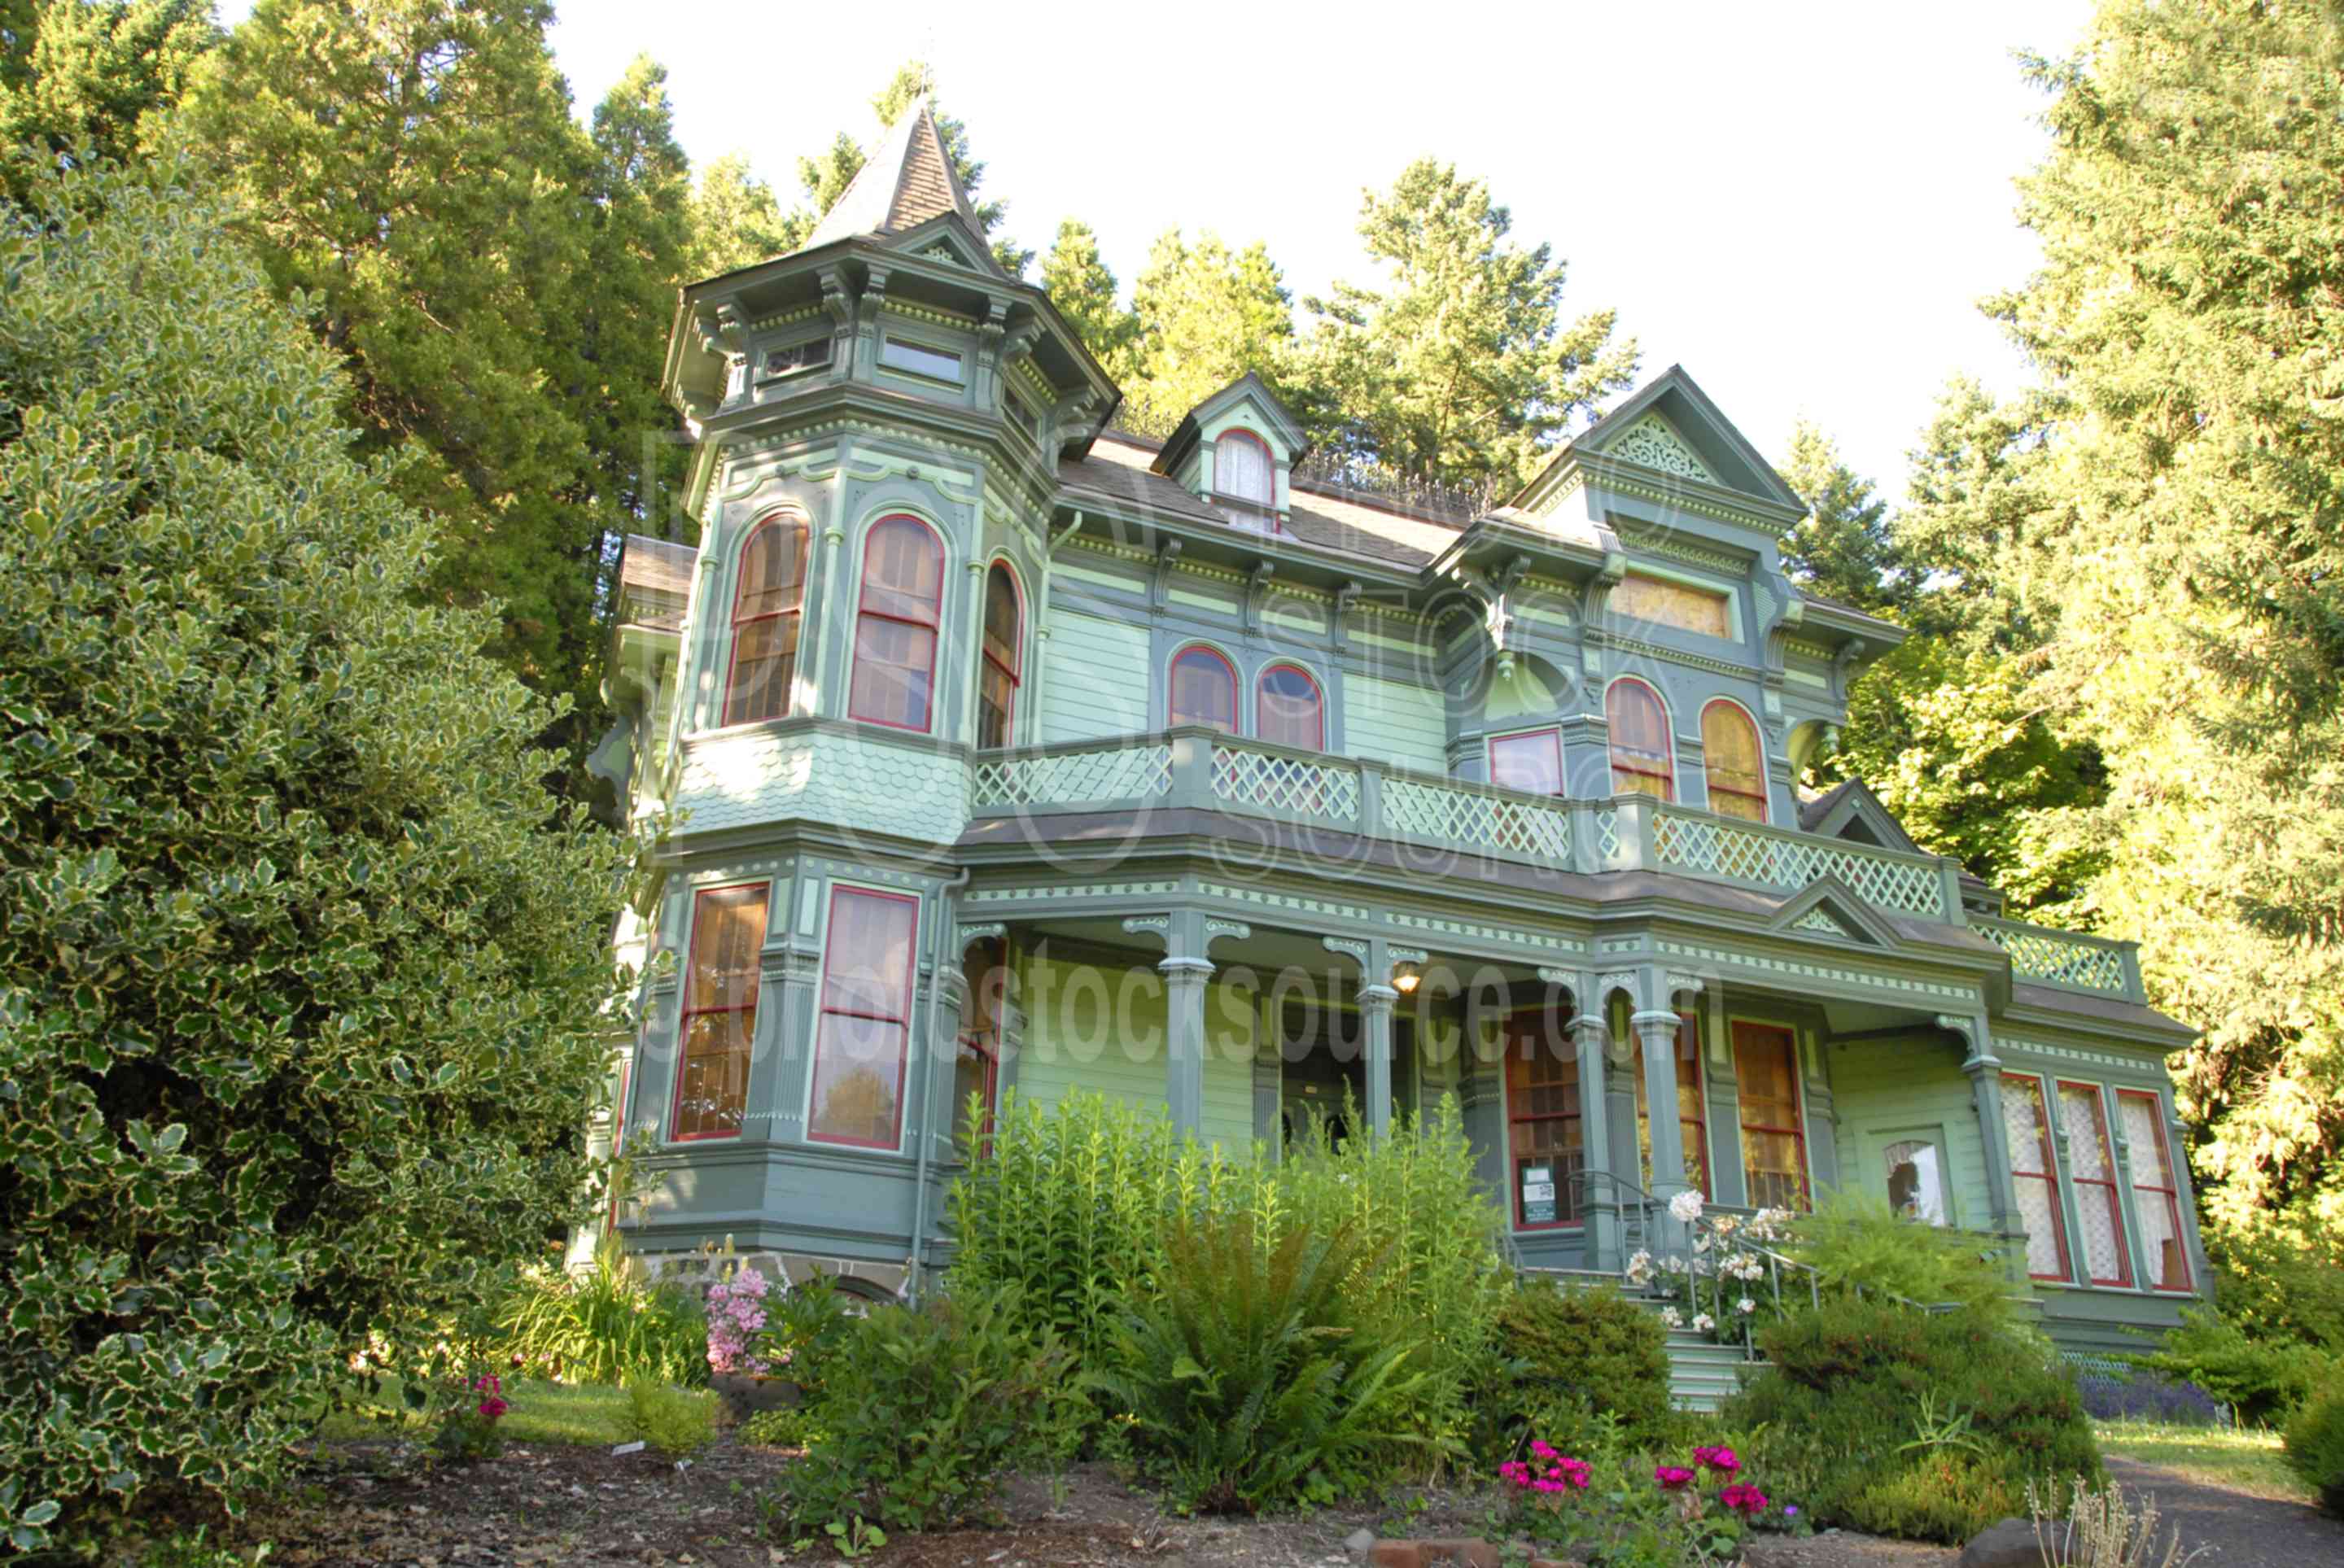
593, 102, 2208, 1356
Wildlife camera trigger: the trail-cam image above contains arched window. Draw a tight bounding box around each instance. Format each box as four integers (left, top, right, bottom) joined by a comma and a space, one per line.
1217, 429, 1273, 508
1700, 701, 1769, 822
848, 515, 944, 732
724, 516, 807, 726
1606, 679, 1674, 800
1168, 645, 1238, 732
976, 563, 1021, 749
1256, 664, 1323, 749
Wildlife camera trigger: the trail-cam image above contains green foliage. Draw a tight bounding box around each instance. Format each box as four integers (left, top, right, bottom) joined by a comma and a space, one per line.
1298, 158, 1637, 495
738, 1404, 826, 1449
767, 1286, 1085, 1544
494, 1239, 709, 1388
619, 1381, 715, 1458
1040, 218, 1138, 369
1785, 1190, 2027, 1324
1093, 1214, 1423, 1514
2134, 1308, 2338, 1427
2281, 1387, 2344, 1518
947, 1090, 1510, 1456
1775, 421, 1908, 617
1476, 1281, 1673, 1452
0, 155, 628, 1553
687, 151, 793, 277
0, 0, 216, 203
1113, 229, 1297, 435
762, 1272, 855, 1407
1725, 1298, 2100, 1543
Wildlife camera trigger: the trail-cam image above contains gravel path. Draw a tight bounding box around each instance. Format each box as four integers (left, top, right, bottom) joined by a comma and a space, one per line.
2103, 1457, 2344, 1567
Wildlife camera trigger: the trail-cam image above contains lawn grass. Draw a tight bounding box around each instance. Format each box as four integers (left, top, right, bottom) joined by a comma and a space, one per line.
2095, 1418, 2307, 1501
317, 1378, 707, 1448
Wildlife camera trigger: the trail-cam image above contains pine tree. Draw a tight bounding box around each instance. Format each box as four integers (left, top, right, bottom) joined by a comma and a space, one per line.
1117, 228, 1295, 435
1298, 159, 1637, 493
1775, 420, 1907, 617
0, 0, 216, 201
689, 151, 794, 276
1039, 218, 1138, 373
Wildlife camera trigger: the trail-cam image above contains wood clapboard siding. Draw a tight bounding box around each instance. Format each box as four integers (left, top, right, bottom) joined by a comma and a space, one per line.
1015, 955, 1257, 1155
1038, 611, 1152, 743
1344, 674, 1446, 773
1825, 1037, 1991, 1228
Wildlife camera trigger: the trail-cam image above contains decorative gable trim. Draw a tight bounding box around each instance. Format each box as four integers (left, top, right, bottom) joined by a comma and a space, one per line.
1802, 778, 1925, 857
1766, 876, 1903, 950
1607, 414, 1714, 483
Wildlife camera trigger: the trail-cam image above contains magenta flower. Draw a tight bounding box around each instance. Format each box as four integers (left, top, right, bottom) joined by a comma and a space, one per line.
1693, 1444, 1739, 1474
477, 1395, 509, 1420
1720, 1483, 1769, 1517
1655, 1465, 1696, 1490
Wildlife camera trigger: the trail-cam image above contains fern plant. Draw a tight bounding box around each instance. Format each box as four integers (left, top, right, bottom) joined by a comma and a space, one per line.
1091, 1213, 1426, 1514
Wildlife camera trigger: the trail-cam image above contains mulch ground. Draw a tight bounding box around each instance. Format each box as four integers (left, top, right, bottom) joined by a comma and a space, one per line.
210, 1438, 1956, 1568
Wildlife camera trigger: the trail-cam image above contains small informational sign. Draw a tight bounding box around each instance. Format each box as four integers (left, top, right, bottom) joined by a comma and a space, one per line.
1520, 1162, 1555, 1225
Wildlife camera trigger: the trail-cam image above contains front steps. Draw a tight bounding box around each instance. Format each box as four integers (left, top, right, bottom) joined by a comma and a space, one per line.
1660, 1327, 1755, 1413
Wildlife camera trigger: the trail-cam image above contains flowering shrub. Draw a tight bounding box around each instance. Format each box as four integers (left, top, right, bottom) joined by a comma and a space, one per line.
431, 1372, 510, 1463
1499, 1439, 1591, 1496
1495, 1434, 1805, 1559
2076, 1365, 2223, 1426
706, 1266, 775, 1376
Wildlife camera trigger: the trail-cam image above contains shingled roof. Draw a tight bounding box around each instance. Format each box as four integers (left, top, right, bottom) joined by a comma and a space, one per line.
803, 98, 982, 251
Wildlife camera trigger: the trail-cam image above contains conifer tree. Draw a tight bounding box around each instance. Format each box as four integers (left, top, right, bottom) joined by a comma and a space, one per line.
1115, 228, 1295, 434
1039, 218, 1138, 375
1775, 420, 1907, 617
0, 0, 215, 200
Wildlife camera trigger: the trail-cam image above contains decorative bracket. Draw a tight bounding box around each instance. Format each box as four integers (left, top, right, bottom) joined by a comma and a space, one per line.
1597, 968, 1646, 1015
957, 921, 1008, 958
1936, 1014, 2001, 1072
1246, 560, 1277, 635
1332, 579, 1362, 653
1202, 919, 1252, 955
1152, 537, 1183, 610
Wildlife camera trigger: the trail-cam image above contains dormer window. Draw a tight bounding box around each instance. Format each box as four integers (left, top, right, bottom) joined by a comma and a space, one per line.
1217, 430, 1273, 509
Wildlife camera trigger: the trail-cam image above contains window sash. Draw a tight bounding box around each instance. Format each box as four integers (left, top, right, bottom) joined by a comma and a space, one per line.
1218, 430, 1273, 506
1170, 649, 1238, 731
2059, 1081, 2132, 1287
2117, 1090, 2193, 1292
1489, 728, 1564, 797
671, 883, 769, 1141
1607, 683, 1675, 801
1732, 1022, 1808, 1211
1256, 666, 1323, 750
2003, 1074, 2072, 1281
725, 521, 807, 727
1505, 1018, 1583, 1229
809, 889, 918, 1149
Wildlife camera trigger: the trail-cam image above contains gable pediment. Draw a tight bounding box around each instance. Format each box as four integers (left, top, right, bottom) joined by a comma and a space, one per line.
1766, 876, 1903, 950
1568, 366, 1805, 513
1798, 778, 1924, 856
881, 211, 1010, 280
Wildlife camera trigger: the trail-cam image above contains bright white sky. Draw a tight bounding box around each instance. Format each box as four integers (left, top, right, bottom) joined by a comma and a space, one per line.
227, 0, 2094, 499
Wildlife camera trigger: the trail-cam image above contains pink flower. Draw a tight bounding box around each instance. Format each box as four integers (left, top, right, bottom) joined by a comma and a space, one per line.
1720, 1483, 1769, 1517
478, 1396, 508, 1420
1655, 1465, 1696, 1491
1693, 1444, 1739, 1474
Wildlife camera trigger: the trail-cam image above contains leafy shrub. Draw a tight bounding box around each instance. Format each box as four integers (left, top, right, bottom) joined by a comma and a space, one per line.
2284, 1387, 2344, 1518
0, 157, 628, 1553
948, 1090, 1509, 1456
619, 1382, 715, 1458
767, 1286, 1085, 1544
738, 1404, 826, 1449
1785, 1190, 2025, 1321
1724, 1297, 2099, 1543
1094, 1213, 1424, 1513
431, 1372, 512, 1463
2076, 1365, 2222, 1426
2135, 1308, 2337, 1426
1475, 1281, 1674, 1452
496, 1240, 709, 1387
763, 1272, 857, 1405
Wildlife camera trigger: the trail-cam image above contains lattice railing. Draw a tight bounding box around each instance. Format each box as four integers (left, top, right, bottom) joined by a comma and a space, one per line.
1210, 745, 1362, 824
1651, 808, 1948, 917
1384, 776, 1572, 864
1974, 917, 2131, 995
969, 741, 1174, 809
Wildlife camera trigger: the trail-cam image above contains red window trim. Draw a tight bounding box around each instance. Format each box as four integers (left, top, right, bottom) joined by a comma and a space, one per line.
722, 515, 807, 728
2058, 1079, 2133, 1288
1731, 1020, 1810, 1210
1606, 677, 1676, 801
1215, 427, 1275, 508
2116, 1089, 2193, 1292
1489, 726, 1565, 797
1255, 662, 1324, 750
807, 884, 921, 1151
1168, 643, 1240, 732
1502, 1007, 1583, 1233
848, 514, 945, 733
2004, 1072, 2073, 1282
977, 560, 1023, 749
1699, 698, 1769, 823
669, 880, 770, 1143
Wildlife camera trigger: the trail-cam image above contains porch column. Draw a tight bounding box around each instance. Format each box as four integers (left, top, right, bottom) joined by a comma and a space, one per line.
1633, 1009, 1690, 1200
1160, 955, 1214, 1138
1568, 1001, 1619, 1269
1358, 982, 1398, 1138
1944, 1015, 2023, 1277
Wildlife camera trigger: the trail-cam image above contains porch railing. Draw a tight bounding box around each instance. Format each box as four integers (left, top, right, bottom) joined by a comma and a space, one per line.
965, 731, 2146, 991
1971, 915, 2143, 1002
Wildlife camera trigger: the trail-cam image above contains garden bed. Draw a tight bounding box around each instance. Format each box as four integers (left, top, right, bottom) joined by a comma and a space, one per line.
227, 1438, 1944, 1566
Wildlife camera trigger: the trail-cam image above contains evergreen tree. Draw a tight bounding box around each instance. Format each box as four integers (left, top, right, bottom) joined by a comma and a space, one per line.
1299, 158, 1637, 493
1776, 419, 1907, 616
0, 0, 216, 200
183, 0, 693, 794
1116, 228, 1295, 435
689, 151, 793, 276
0, 152, 628, 1552
1986, 0, 2344, 1250
1039, 217, 1137, 373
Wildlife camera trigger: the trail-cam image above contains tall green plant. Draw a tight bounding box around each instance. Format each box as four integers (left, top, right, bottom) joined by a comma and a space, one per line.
1784, 1190, 2027, 1321
495, 1238, 709, 1388
1093, 1213, 1425, 1514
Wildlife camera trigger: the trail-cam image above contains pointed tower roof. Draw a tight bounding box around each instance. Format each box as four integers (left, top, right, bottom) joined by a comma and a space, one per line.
802, 98, 983, 251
